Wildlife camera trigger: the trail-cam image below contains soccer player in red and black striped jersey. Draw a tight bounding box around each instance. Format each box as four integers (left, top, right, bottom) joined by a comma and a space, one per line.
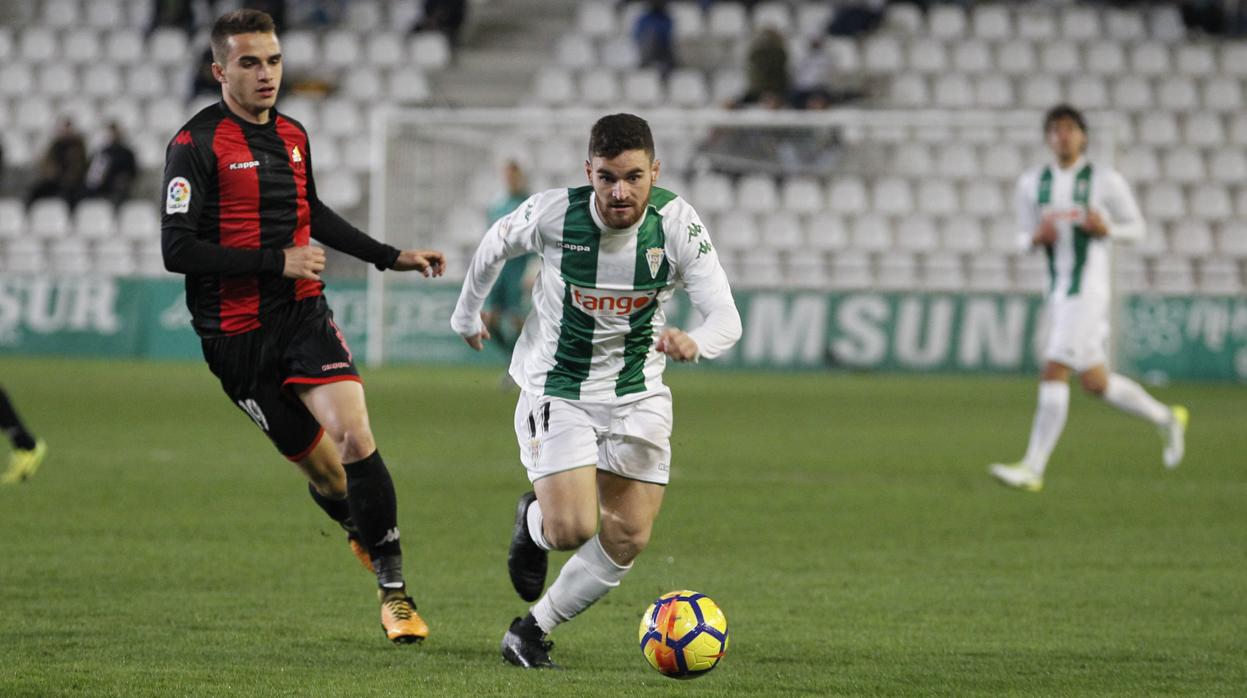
161, 9, 443, 644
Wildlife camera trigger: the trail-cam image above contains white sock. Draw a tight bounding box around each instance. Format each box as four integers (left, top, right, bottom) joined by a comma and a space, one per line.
1103, 373, 1171, 426
530, 536, 630, 634
1023, 381, 1069, 477
526, 499, 552, 551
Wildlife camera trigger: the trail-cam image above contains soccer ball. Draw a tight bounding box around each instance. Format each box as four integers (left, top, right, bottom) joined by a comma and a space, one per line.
638, 590, 729, 679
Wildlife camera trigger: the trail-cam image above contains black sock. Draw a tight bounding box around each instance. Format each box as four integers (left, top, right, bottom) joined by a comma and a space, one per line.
344, 450, 404, 588
0, 388, 37, 451
307, 483, 355, 533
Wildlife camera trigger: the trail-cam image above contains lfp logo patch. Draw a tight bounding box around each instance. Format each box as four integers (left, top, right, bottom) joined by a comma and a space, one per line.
166, 177, 191, 214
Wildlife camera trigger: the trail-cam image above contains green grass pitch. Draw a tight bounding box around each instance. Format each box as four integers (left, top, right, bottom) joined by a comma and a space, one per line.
1, 356, 1244, 696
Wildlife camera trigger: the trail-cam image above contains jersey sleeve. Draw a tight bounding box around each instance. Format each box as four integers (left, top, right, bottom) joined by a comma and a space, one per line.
665, 200, 741, 361
160, 133, 284, 276
1099, 169, 1145, 243
303, 137, 401, 270
1014, 170, 1040, 252
450, 191, 546, 337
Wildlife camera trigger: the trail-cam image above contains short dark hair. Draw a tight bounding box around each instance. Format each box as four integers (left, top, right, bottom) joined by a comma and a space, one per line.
210, 9, 276, 64
588, 113, 655, 161
1043, 104, 1087, 135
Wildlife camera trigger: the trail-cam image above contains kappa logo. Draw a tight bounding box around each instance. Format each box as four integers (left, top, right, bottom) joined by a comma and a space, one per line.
559, 242, 592, 253
375, 527, 400, 547
228, 160, 260, 170
570, 285, 658, 317
166, 176, 191, 214
172, 130, 192, 146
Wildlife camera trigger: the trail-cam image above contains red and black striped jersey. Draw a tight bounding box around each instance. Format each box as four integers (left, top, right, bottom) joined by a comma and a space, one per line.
161, 101, 399, 338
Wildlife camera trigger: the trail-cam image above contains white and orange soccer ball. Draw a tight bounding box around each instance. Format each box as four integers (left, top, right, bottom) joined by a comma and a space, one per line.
638, 590, 729, 679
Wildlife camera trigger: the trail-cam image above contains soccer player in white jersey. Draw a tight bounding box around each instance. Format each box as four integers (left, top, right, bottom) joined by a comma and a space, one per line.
451, 114, 742, 667
990, 105, 1188, 492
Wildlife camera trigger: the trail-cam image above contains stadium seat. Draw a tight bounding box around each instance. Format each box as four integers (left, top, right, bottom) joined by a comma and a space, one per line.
1201, 77, 1243, 113
579, 68, 621, 107
895, 216, 938, 252
1197, 258, 1243, 295
985, 219, 1022, 253
1085, 43, 1126, 76
321, 100, 363, 138
1138, 112, 1180, 146
974, 74, 1014, 109
576, 1, 616, 36
344, 71, 384, 101
136, 239, 171, 277
932, 143, 979, 181
277, 95, 319, 130
671, 2, 706, 39
981, 143, 1024, 181
1158, 77, 1199, 113
409, 33, 453, 69
317, 172, 362, 211
15, 96, 53, 132
795, 4, 834, 39
556, 34, 596, 70
1181, 112, 1225, 147
1041, 41, 1081, 75
967, 253, 1011, 292
804, 212, 848, 251
827, 250, 873, 289
711, 68, 747, 104
864, 36, 905, 75
281, 30, 318, 69
883, 3, 924, 35
1152, 258, 1195, 293
1131, 42, 1171, 77
940, 217, 986, 253
971, 4, 1010, 40
1149, 4, 1187, 42
889, 74, 929, 108
735, 175, 777, 214
872, 177, 914, 217
49, 238, 91, 274
623, 69, 664, 107
20, 27, 58, 63
1066, 75, 1109, 111
1118, 144, 1161, 183
1113, 250, 1147, 293
691, 173, 734, 214
962, 181, 1006, 218
892, 143, 933, 178
996, 41, 1036, 75
105, 28, 143, 65
777, 177, 823, 217
1105, 8, 1148, 41
1162, 147, 1205, 183
3, 131, 33, 168
877, 252, 918, 290
753, 1, 793, 34
145, 97, 187, 137
345, 0, 383, 30
367, 32, 407, 69
1220, 43, 1247, 77
746, 250, 786, 288
29, 199, 70, 239
1142, 183, 1187, 222
0, 62, 33, 99
5, 238, 46, 273
81, 63, 124, 99
1059, 5, 1101, 41
148, 28, 188, 67
126, 63, 165, 99
534, 67, 574, 106
714, 212, 758, 252
73, 199, 118, 240
933, 74, 973, 108
1175, 44, 1216, 76
0, 27, 10, 62
928, 4, 967, 39
535, 136, 578, 178
907, 39, 947, 75
707, 3, 748, 39
1112, 76, 1153, 111
1016, 10, 1057, 40
119, 201, 160, 241
1215, 221, 1247, 257
600, 35, 641, 70
443, 208, 488, 246
923, 251, 965, 290
1021, 75, 1063, 109
761, 211, 803, 250
1209, 150, 1247, 184
849, 214, 892, 252
785, 252, 828, 289
1230, 113, 1247, 145
94, 238, 137, 276
823, 38, 860, 74
826, 177, 868, 215
324, 30, 362, 69
1013, 253, 1048, 291
1189, 185, 1233, 222
0, 198, 25, 239
1169, 220, 1215, 257
952, 40, 993, 74
918, 180, 959, 216
667, 69, 709, 108
63, 28, 101, 65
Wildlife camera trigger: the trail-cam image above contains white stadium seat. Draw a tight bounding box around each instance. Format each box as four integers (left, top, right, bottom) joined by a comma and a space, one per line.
1198, 258, 1243, 295
1149, 4, 1187, 42
828, 250, 873, 289
786, 252, 828, 290
344, 72, 383, 101
1181, 112, 1225, 147
1162, 147, 1205, 183
94, 238, 137, 276
623, 69, 664, 107
1041, 41, 1081, 75
849, 214, 892, 251
962, 181, 1006, 218
1118, 145, 1161, 183
667, 69, 709, 108
600, 34, 640, 70
1086, 43, 1127, 76
0, 198, 25, 239
1105, 9, 1148, 41
952, 40, 993, 74
892, 143, 933, 177
707, 3, 748, 39
126, 63, 164, 99
671, 2, 706, 39
781, 177, 825, 214
907, 39, 947, 74
148, 28, 188, 66
324, 30, 362, 69
691, 173, 734, 213
73, 199, 118, 240
823, 39, 860, 74
889, 74, 929, 108
579, 68, 620, 107
534, 67, 574, 106
872, 177, 914, 217
556, 35, 595, 70
923, 252, 965, 291
43, 0, 80, 28
981, 143, 1024, 181
883, 3, 924, 35
1138, 112, 1180, 146
968, 253, 1011, 291
63, 28, 101, 64
20, 27, 58, 63
86, 1, 124, 29
714, 212, 758, 252
941, 218, 986, 253
863, 36, 905, 74
367, 33, 407, 69
119, 201, 160, 241
973, 73, 1013, 108
577, 1, 617, 36
933, 74, 973, 108
29, 199, 71, 239
1219, 43, 1247, 77
281, 30, 318, 68
1112, 76, 1153, 111
5, 238, 46, 273
1016, 10, 1057, 40
1142, 183, 1187, 222
16, 97, 53, 132
1201, 77, 1243, 113
972, 5, 1010, 40
753, 1, 793, 34
388, 68, 431, 104
877, 252, 918, 290
1229, 113, 1247, 145
935, 143, 979, 180
737, 175, 780, 214
1131, 42, 1171, 76
804, 213, 848, 252
928, 5, 967, 39
795, 3, 834, 39
320, 100, 362, 138
345, 0, 383, 30
0, 62, 32, 98
105, 29, 143, 65
39, 63, 77, 98
1014, 253, 1049, 291
761, 211, 803, 250
1067, 75, 1109, 110
1021, 75, 1063, 109
50, 238, 91, 274
1189, 185, 1233, 222
827, 177, 868, 215
1175, 44, 1217, 76
895, 216, 938, 252
917, 180, 959, 216
1209, 150, 1247, 184
1157, 77, 1199, 113
1170, 220, 1215, 257
1152, 258, 1194, 294
1060, 5, 1101, 41
1215, 222, 1247, 257
711, 68, 747, 104
997, 42, 1036, 75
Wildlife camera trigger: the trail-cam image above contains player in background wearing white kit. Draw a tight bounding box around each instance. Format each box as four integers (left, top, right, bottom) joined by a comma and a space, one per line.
990, 105, 1188, 492
451, 114, 741, 667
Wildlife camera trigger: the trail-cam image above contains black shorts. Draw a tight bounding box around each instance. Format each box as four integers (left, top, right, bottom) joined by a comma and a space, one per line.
201, 296, 359, 461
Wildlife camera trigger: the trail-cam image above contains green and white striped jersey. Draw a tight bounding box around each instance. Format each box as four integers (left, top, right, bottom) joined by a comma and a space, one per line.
1014, 157, 1145, 300
452, 185, 741, 402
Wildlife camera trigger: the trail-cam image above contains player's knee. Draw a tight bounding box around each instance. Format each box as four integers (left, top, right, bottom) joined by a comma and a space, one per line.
543, 513, 597, 551
328, 422, 376, 463
1081, 373, 1107, 395
600, 516, 652, 564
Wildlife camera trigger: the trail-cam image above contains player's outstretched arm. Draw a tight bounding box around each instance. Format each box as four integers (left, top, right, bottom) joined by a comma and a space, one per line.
390, 249, 446, 277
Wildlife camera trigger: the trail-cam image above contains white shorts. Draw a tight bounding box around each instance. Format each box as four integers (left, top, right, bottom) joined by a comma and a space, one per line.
513, 388, 673, 485
1041, 295, 1109, 372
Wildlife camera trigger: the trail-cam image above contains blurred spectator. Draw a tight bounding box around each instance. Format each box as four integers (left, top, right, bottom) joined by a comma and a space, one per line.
413, 0, 468, 46
288, 0, 344, 28
27, 118, 88, 207
634, 0, 676, 76
483, 161, 536, 372
191, 46, 219, 98
827, 0, 884, 38
791, 36, 835, 109
148, 0, 195, 36
84, 123, 139, 207
734, 27, 790, 108
1181, 0, 1226, 34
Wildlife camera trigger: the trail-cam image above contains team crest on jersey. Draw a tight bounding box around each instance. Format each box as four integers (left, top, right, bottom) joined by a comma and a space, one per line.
166, 177, 191, 214
290, 146, 303, 163
645, 247, 665, 278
